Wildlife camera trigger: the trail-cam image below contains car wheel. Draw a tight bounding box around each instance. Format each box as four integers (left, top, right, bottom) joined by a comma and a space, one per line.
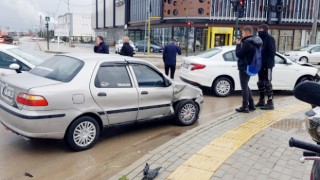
299, 56, 308, 63
212, 77, 232, 97
66, 116, 100, 151
174, 100, 199, 126
296, 76, 313, 86
150, 47, 154, 53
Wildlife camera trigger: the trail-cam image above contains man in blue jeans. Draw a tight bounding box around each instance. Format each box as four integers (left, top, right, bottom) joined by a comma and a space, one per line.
163, 40, 181, 79
235, 26, 263, 113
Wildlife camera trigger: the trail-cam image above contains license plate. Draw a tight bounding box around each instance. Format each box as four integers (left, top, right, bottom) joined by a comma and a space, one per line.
2, 86, 14, 99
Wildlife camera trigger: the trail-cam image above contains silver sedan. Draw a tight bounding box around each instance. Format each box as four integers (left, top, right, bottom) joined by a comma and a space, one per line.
0, 53, 203, 151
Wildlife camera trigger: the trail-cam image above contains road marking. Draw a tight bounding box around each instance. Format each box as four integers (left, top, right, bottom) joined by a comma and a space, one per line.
167, 102, 309, 180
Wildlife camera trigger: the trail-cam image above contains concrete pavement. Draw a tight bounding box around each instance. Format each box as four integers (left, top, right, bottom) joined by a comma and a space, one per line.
110, 97, 313, 180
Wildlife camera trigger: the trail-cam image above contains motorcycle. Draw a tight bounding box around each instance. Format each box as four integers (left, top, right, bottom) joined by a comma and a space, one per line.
289, 81, 320, 180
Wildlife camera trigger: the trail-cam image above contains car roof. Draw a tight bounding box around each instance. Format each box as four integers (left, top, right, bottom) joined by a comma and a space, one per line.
0, 44, 18, 50
59, 53, 149, 64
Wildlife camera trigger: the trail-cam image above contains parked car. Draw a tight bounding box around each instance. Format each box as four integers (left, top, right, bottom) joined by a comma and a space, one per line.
284, 44, 320, 64
115, 39, 136, 54
0, 53, 203, 151
0, 36, 14, 44
0, 36, 4, 43
31, 36, 44, 41
0, 44, 44, 75
180, 46, 320, 97
50, 38, 65, 43
135, 40, 163, 52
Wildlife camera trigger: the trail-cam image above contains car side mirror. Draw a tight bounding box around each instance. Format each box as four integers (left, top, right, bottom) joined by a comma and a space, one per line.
9, 63, 22, 73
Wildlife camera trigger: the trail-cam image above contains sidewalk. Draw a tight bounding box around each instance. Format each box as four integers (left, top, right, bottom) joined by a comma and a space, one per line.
36, 41, 185, 69
110, 97, 313, 180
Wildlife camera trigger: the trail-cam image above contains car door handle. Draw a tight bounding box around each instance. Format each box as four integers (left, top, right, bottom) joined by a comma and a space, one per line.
141, 91, 148, 95
98, 92, 107, 97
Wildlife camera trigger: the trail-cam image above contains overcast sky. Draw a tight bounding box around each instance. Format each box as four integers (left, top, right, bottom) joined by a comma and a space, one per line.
0, 0, 93, 31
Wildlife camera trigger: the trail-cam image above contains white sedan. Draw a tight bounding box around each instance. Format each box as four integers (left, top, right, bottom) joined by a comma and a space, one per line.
0, 44, 44, 75
180, 46, 320, 97
284, 44, 320, 64
115, 39, 136, 54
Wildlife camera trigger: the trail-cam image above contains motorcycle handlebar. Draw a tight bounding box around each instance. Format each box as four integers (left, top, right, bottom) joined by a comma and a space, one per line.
289, 138, 320, 154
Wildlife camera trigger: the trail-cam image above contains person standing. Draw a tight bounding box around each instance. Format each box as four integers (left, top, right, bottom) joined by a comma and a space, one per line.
255, 24, 276, 110
235, 26, 263, 113
163, 40, 181, 79
93, 36, 109, 54
120, 37, 134, 57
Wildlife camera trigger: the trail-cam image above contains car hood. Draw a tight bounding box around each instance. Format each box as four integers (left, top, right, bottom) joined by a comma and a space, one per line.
171, 81, 203, 102
0, 72, 62, 90
295, 61, 316, 68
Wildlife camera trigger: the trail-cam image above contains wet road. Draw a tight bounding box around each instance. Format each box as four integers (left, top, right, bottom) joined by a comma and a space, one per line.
0, 38, 291, 179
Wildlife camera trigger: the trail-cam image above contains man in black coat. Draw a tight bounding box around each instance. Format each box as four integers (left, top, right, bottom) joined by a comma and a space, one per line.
93, 36, 109, 54
120, 37, 134, 57
235, 26, 263, 113
255, 24, 276, 110
163, 40, 181, 79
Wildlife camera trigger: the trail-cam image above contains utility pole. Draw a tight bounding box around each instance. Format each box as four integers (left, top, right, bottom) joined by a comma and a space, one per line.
310, 0, 319, 44
68, 0, 71, 46
144, 0, 150, 55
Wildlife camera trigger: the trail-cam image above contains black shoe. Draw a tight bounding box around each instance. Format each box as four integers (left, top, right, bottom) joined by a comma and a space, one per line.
255, 99, 265, 107
249, 106, 256, 111
236, 107, 249, 113
261, 100, 274, 110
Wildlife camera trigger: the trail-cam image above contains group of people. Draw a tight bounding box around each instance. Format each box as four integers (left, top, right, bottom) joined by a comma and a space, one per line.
93, 36, 133, 57
93, 24, 275, 113
235, 24, 275, 113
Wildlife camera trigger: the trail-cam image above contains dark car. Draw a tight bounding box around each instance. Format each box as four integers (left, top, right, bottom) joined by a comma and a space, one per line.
3, 36, 14, 44
135, 41, 163, 53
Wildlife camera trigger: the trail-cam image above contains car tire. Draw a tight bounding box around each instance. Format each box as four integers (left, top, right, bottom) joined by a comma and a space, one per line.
299, 56, 308, 63
212, 77, 232, 97
296, 76, 313, 86
150, 47, 154, 53
66, 116, 100, 151
174, 100, 199, 126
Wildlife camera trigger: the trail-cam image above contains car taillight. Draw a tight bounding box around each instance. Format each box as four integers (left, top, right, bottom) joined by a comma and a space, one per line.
190, 63, 206, 71
16, 93, 48, 106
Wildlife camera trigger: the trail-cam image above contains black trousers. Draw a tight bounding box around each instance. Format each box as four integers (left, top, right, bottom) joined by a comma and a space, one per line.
165, 64, 176, 79
239, 70, 254, 107
257, 68, 273, 100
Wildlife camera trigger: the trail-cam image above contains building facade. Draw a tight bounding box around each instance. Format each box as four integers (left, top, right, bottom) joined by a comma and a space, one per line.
57, 13, 94, 42
92, 0, 320, 52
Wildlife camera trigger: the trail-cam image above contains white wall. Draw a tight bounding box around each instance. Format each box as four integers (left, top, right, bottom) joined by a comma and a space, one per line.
97, 0, 104, 28
72, 14, 93, 37
115, 2, 125, 26
91, 0, 96, 29
105, 0, 114, 27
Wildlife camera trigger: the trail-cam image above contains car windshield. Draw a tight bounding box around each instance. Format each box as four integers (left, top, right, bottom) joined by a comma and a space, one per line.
7, 48, 44, 65
196, 48, 222, 58
29, 56, 84, 82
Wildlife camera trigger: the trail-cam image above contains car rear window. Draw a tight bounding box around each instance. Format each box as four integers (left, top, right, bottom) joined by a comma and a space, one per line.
29, 56, 84, 82
196, 48, 222, 58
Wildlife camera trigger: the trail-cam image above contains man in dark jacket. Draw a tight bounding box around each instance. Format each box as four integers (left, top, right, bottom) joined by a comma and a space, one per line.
94, 36, 109, 54
235, 26, 263, 113
163, 40, 181, 79
120, 37, 134, 57
255, 24, 276, 110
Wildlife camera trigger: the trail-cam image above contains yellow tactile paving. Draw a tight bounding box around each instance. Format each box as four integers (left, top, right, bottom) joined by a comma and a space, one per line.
167, 102, 309, 180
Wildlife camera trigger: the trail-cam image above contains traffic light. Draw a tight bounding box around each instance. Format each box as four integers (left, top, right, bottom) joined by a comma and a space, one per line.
187, 21, 192, 28
238, 0, 246, 18
45, 23, 49, 29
